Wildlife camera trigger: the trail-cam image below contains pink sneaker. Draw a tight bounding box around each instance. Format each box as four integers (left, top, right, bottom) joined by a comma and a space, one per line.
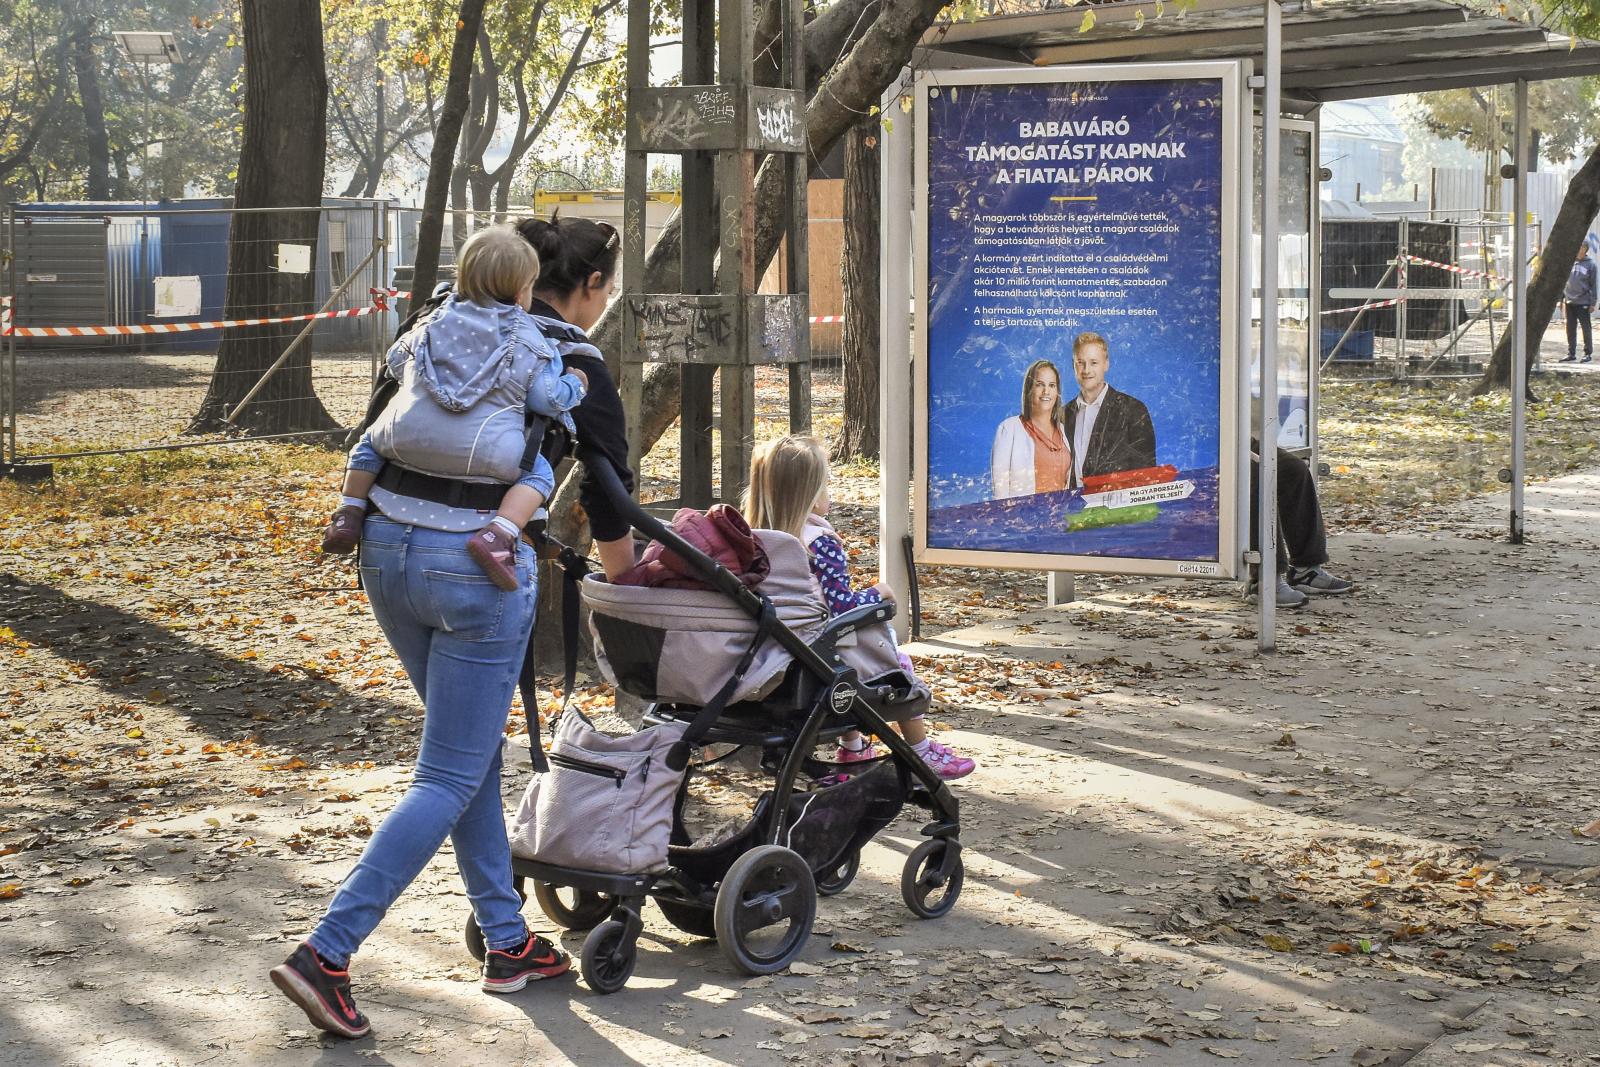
834, 743, 879, 764
920, 740, 975, 780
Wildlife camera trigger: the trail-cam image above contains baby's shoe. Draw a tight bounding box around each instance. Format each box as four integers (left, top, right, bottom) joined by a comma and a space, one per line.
919, 739, 975, 780
320, 505, 366, 554
467, 525, 521, 591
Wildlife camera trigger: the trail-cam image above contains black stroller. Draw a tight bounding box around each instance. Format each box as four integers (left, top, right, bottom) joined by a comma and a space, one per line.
462, 458, 963, 993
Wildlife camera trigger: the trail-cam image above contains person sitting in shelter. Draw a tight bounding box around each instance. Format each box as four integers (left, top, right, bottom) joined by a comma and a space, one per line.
1247, 443, 1354, 609
319, 225, 587, 591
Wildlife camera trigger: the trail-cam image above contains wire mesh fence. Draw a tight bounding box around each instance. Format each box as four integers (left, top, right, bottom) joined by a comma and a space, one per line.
2, 201, 390, 464
1319, 211, 1555, 383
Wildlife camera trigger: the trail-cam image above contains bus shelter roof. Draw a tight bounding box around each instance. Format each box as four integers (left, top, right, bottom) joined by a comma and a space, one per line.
918, 0, 1600, 102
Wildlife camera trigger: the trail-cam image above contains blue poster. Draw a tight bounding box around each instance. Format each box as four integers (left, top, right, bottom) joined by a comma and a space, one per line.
920, 72, 1235, 574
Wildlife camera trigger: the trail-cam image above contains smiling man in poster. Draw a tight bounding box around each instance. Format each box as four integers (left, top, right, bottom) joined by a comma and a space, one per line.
1064, 331, 1156, 482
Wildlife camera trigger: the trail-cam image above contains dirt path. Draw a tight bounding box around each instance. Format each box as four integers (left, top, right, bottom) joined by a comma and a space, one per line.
3, 371, 1600, 1065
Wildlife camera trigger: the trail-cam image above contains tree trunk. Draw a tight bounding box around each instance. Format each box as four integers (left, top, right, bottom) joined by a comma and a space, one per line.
835, 117, 881, 460
411, 0, 489, 303
188, 0, 334, 435
532, 0, 945, 660
71, 23, 111, 199
1472, 138, 1600, 394
339, 160, 371, 199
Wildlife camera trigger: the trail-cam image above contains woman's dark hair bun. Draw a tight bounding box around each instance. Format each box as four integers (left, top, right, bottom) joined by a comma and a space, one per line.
515, 217, 563, 261
514, 215, 619, 298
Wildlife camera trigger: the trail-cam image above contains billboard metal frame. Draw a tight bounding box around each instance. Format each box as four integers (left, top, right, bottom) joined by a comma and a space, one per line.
910, 60, 1250, 581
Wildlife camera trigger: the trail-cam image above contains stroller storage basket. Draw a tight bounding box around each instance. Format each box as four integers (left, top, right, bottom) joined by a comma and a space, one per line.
582, 529, 827, 707
669, 760, 909, 886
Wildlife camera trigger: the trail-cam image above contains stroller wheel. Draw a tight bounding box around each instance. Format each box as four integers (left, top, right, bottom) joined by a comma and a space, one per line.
464, 914, 487, 962
533, 881, 612, 931
656, 898, 718, 940
581, 919, 636, 994
814, 850, 860, 897
714, 845, 817, 976
901, 838, 963, 919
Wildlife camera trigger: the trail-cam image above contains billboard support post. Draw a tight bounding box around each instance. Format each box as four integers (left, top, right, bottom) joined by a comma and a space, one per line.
881, 74, 915, 603
1509, 76, 1528, 545
1258, 0, 1281, 653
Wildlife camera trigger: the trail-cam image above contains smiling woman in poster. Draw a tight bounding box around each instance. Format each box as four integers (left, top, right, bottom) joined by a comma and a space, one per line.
990, 358, 1072, 499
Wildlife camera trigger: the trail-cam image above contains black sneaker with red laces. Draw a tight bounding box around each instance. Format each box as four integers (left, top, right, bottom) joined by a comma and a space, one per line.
270, 943, 371, 1039
481, 932, 571, 993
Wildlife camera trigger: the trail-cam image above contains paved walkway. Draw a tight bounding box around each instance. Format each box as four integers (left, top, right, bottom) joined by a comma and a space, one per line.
3, 473, 1599, 1066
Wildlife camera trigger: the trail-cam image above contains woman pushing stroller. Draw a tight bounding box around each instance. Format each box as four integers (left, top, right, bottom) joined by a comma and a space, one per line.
273, 217, 629, 1039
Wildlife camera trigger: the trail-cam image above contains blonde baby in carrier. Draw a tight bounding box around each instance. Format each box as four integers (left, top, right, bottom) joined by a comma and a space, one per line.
321, 225, 587, 589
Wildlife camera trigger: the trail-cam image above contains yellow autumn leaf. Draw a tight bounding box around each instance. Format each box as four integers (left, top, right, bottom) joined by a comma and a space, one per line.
126, 727, 144, 739
1263, 934, 1293, 952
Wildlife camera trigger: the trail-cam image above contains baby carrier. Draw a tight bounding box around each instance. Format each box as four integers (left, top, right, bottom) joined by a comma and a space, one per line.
460, 455, 963, 992
348, 284, 574, 484
366, 293, 557, 484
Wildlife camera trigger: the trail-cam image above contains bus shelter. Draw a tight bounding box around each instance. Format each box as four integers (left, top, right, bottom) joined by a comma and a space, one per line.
878, 0, 1600, 650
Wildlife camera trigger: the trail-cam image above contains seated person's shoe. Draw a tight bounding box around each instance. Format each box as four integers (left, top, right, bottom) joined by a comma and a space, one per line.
1288, 565, 1353, 596
482, 933, 570, 993
467, 526, 521, 591
1246, 574, 1309, 609
921, 740, 975, 780
320, 505, 366, 554
270, 943, 370, 1039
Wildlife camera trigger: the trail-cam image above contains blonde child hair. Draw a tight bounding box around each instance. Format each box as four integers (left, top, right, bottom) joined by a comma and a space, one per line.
455, 224, 540, 305
743, 435, 829, 539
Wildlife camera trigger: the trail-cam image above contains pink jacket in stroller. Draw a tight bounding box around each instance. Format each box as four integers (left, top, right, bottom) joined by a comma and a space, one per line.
611, 504, 770, 590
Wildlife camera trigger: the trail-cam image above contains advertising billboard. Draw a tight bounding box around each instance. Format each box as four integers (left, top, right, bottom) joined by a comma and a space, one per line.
914, 63, 1245, 578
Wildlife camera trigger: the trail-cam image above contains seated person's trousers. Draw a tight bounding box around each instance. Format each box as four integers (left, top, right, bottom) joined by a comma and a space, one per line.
1249, 445, 1328, 575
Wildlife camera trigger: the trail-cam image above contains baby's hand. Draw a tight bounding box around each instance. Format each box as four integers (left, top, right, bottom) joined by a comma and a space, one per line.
567, 367, 588, 390
872, 581, 897, 603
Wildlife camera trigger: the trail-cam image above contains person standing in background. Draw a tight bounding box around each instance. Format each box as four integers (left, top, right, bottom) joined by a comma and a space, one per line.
1561, 242, 1597, 364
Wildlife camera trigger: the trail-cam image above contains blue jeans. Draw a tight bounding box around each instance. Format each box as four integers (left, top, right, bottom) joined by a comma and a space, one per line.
308, 514, 536, 966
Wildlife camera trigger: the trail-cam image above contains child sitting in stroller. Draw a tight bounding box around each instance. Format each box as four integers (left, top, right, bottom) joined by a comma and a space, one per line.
743, 435, 976, 780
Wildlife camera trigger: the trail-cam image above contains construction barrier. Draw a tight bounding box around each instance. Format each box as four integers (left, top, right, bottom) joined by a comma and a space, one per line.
2, 300, 381, 338
372, 289, 846, 324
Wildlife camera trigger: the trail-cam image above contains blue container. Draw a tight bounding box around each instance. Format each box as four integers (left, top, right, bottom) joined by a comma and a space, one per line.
1321, 326, 1373, 361
158, 197, 232, 351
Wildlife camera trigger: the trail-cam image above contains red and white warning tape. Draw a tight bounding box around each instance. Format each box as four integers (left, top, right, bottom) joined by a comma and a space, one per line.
374, 289, 847, 324
2, 302, 380, 338
1, 286, 847, 339
1400, 253, 1503, 282
1320, 297, 1405, 317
